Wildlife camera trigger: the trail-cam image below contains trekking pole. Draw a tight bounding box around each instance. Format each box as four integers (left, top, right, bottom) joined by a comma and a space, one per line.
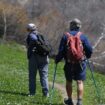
86, 59, 100, 100
49, 63, 57, 105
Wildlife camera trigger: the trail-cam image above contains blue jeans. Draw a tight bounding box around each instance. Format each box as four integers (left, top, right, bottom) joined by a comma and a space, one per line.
28, 53, 49, 95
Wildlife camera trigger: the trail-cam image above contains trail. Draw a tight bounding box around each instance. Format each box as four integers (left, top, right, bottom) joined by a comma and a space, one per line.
49, 82, 77, 105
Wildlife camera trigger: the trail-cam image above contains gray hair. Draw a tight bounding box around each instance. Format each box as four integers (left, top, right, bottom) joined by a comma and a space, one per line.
27, 23, 37, 31
70, 18, 82, 28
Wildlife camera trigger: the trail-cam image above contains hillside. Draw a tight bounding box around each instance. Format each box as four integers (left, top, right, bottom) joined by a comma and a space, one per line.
0, 43, 105, 105
0, 43, 63, 105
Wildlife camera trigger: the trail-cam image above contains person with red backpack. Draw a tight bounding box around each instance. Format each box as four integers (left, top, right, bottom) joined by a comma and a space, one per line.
55, 18, 93, 105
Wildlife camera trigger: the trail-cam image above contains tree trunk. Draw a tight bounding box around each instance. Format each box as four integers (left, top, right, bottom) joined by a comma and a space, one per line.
2, 9, 7, 42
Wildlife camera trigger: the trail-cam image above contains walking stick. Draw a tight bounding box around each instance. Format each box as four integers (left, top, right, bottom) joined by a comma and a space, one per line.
86, 59, 100, 100
49, 63, 57, 105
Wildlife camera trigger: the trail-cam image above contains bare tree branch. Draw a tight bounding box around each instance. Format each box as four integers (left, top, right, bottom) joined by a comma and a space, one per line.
92, 61, 104, 67
93, 33, 105, 49
93, 23, 105, 49
91, 54, 105, 60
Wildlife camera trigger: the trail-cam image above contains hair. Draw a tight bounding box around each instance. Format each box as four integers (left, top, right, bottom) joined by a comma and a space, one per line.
27, 23, 37, 31
69, 18, 82, 31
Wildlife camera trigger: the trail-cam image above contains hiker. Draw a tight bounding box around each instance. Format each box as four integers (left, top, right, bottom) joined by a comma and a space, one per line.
26, 23, 50, 97
55, 18, 93, 105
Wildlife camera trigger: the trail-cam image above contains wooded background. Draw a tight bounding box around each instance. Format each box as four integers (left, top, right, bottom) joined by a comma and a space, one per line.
0, 0, 105, 73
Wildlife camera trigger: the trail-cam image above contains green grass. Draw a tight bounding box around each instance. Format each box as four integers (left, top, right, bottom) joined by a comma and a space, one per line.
51, 62, 105, 105
0, 43, 62, 105
0, 43, 105, 105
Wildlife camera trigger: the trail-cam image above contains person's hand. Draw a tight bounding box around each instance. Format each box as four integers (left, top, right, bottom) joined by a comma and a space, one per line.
55, 56, 59, 64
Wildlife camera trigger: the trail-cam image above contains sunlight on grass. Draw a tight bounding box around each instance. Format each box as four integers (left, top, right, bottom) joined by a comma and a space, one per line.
0, 44, 62, 105
0, 43, 105, 105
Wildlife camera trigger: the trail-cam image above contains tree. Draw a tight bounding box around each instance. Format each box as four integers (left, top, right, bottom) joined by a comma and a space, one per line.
0, 1, 29, 42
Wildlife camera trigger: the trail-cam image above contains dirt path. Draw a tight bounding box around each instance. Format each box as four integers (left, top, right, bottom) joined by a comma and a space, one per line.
49, 82, 66, 98
49, 82, 77, 105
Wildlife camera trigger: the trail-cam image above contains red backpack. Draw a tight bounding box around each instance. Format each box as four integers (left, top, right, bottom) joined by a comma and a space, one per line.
65, 32, 84, 63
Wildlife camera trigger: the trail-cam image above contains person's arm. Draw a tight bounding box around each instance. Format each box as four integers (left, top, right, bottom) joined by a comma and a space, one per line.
28, 33, 38, 46
55, 35, 67, 63
81, 35, 93, 59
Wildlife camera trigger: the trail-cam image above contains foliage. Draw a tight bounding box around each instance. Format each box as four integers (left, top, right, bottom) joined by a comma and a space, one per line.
0, 1, 29, 42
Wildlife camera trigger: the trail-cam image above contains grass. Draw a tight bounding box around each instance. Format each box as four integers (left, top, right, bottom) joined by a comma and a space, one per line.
0, 43, 105, 105
51, 62, 105, 105
0, 43, 62, 105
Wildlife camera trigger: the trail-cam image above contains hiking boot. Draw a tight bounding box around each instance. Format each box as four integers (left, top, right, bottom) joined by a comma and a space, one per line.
76, 102, 82, 105
43, 93, 49, 98
28, 93, 35, 96
64, 98, 74, 105
76, 99, 82, 105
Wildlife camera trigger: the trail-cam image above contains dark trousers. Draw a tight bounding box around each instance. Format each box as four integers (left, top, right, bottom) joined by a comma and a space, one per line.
28, 53, 49, 95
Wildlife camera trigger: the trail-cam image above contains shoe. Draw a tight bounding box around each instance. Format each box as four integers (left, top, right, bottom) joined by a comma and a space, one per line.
76, 102, 82, 105
76, 99, 82, 105
43, 93, 49, 98
64, 98, 74, 105
28, 93, 35, 96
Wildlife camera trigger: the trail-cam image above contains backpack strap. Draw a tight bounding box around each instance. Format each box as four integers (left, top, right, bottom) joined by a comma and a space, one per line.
75, 31, 82, 38
65, 31, 82, 37
65, 32, 71, 37
64, 32, 73, 45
